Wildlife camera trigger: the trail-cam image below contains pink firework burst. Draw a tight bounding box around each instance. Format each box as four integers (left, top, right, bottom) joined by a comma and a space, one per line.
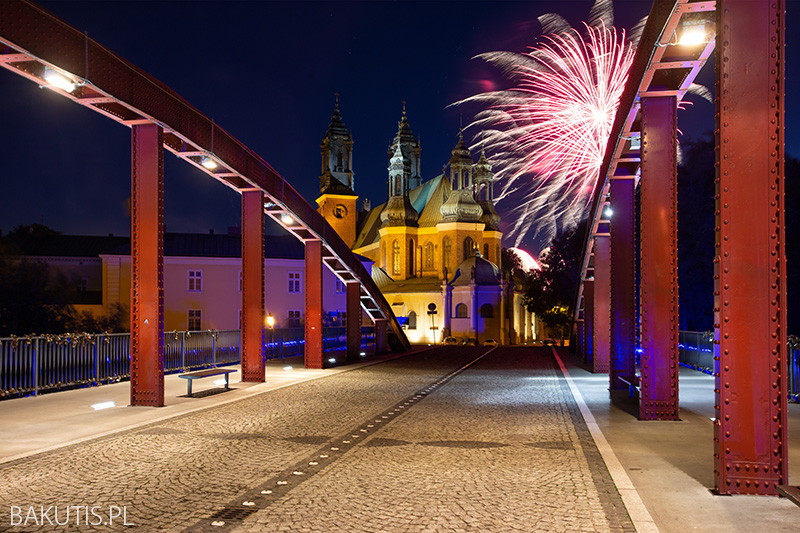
460, 9, 638, 248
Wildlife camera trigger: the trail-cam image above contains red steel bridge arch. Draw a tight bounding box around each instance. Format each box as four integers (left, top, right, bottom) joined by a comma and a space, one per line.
0, 1, 410, 406
574, 0, 788, 495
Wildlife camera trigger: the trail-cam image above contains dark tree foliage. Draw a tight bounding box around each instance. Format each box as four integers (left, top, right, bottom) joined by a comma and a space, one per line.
0, 224, 126, 336
677, 135, 716, 331
523, 221, 586, 340
677, 136, 800, 334
785, 155, 800, 335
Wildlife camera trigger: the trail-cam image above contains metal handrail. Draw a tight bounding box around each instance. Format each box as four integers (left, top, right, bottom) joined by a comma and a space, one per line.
0, 326, 377, 399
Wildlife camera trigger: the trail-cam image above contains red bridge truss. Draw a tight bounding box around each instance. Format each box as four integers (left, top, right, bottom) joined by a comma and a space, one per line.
0, 1, 410, 406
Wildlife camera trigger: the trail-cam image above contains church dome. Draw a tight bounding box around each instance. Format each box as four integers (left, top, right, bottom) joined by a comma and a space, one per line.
450, 253, 502, 286
479, 201, 501, 231
380, 195, 419, 227
440, 189, 483, 223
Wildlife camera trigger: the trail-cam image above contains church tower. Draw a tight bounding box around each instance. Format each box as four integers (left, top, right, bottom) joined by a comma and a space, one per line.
387, 103, 422, 190
317, 97, 358, 248
438, 132, 484, 278
473, 144, 502, 265
379, 143, 419, 281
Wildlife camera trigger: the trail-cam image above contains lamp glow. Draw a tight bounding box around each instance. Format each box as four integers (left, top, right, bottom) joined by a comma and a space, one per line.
213, 379, 227, 386
603, 206, 613, 219
283, 366, 293, 371
266, 315, 275, 328
281, 214, 294, 225
359, 352, 366, 356
200, 156, 218, 170
678, 21, 708, 46
328, 358, 336, 363
91, 401, 116, 411
44, 68, 76, 92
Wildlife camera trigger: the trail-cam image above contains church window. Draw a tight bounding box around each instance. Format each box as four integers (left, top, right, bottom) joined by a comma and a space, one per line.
483, 243, 489, 258
480, 303, 494, 318
407, 311, 417, 330
392, 240, 401, 275
455, 303, 468, 318
408, 239, 415, 277
443, 237, 452, 272
424, 242, 434, 269
464, 237, 475, 260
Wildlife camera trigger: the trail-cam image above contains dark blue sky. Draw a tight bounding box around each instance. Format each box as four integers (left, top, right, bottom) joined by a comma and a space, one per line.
0, 1, 797, 255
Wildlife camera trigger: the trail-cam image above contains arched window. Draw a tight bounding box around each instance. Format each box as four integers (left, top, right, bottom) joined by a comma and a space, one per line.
483, 243, 489, 258
480, 303, 494, 318
407, 311, 417, 330
424, 242, 434, 269
455, 303, 468, 318
408, 239, 415, 277
464, 237, 475, 260
392, 240, 401, 275
443, 236, 452, 272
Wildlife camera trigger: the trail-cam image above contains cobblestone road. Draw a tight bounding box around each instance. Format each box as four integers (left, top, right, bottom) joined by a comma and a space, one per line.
0, 346, 633, 532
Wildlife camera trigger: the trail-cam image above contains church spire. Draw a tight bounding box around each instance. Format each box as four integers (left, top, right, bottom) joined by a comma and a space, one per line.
319, 95, 354, 195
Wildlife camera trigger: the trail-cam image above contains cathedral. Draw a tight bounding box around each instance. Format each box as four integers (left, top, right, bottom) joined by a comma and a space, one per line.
316, 102, 535, 345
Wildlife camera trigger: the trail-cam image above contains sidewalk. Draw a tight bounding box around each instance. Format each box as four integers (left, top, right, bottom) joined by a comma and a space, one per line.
559, 349, 800, 532
0, 351, 414, 465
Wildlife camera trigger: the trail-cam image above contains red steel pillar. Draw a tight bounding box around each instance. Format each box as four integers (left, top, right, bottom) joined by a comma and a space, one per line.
714, 0, 787, 495
130, 124, 164, 407
639, 96, 679, 420
610, 177, 636, 390
583, 280, 595, 365
374, 318, 388, 354
346, 280, 361, 361
305, 239, 324, 369
593, 232, 611, 373
241, 189, 265, 382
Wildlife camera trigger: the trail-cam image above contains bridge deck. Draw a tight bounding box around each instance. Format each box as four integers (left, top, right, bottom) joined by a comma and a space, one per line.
1, 347, 798, 532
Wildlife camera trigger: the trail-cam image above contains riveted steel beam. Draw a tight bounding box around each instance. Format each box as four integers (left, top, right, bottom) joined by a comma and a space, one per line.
639, 96, 679, 421
305, 239, 324, 369
593, 233, 611, 374
610, 178, 636, 390
241, 189, 265, 382
130, 124, 164, 407
714, 0, 787, 496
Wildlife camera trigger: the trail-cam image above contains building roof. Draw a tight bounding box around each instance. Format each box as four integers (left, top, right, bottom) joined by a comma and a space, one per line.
449, 254, 502, 286
2, 232, 305, 260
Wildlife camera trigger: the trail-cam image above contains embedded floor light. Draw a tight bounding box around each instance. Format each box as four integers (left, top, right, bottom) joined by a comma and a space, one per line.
359, 352, 366, 356
213, 379, 228, 387
200, 156, 218, 170
43, 67, 76, 93
91, 401, 116, 411
328, 358, 336, 363
281, 213, 294, 225
283, 366, 293, 371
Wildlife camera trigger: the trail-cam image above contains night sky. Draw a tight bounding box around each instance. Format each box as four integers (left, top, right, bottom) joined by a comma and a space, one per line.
0, 1, 798, 256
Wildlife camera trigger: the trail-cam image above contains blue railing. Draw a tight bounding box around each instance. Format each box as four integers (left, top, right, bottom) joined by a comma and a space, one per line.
0, 325, 377, 399
678, 330, 800, 402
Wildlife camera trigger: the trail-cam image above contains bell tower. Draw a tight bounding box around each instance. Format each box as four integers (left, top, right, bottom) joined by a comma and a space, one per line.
317, 95, 358, 247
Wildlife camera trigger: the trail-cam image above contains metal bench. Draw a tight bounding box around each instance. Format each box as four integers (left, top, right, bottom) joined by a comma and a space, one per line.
178, 368, 237, 397
618, 375, 640, 398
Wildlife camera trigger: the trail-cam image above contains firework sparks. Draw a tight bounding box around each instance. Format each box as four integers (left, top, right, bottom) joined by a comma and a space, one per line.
459, 2, 638, 248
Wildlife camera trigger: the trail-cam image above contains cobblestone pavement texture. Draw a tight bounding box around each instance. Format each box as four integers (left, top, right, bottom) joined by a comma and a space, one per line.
0, 346, 633, 532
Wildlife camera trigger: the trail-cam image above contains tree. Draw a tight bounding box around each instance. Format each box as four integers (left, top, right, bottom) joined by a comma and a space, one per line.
523, 221, 586, 341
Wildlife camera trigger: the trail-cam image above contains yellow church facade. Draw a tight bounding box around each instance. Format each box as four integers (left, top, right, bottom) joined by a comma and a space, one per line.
316, 104, 535, 345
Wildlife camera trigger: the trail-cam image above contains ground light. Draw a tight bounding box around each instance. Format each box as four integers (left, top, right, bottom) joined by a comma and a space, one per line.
91, 401, 115, 411
281, 214, 294, 225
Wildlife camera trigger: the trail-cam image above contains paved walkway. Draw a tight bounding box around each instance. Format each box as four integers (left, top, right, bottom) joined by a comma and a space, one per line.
0, 346, 797, 532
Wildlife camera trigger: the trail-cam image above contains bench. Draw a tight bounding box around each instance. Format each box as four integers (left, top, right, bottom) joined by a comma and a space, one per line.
178, 368, 237, 397
618, 375, 640, 398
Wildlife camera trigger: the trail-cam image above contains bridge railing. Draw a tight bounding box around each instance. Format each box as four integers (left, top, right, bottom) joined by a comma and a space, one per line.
677, 330, 799, 402
0, 326, 377, 399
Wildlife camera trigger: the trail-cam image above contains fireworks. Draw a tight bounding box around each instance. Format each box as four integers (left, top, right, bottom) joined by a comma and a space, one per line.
459, 2, 639, 248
